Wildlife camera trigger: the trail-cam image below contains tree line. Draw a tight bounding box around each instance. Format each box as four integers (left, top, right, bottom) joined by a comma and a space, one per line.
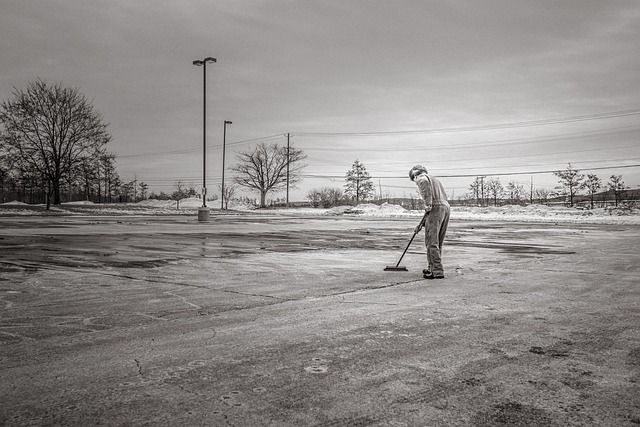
0, 79, 373, 211
2, 80, 635, 211
462, 163, 632, 208
306, 162, 635, 210
0, 80, 308, 210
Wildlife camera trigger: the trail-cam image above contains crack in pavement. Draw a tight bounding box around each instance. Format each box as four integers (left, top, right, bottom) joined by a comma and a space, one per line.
313, 279, 422, 299
163, 291, 202, 309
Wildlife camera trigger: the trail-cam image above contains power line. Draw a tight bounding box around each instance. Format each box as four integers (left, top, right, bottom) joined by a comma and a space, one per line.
309, 143, 640, 169
301, 162, 640, 179
365, 149, 640, 171
116, 109, 640, 158
135, 161, 640, 186
300, 125, 640, 152
117, 133, 284, 159
438, 163, 640, 178
292, 108, 640, 137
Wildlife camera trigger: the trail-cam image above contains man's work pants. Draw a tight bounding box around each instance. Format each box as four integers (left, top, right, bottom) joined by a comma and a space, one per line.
425, 204, 450, 276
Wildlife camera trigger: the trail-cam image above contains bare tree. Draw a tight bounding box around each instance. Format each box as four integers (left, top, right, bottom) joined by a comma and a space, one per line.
554, 163, 584, 207
468, 178, 480, 206
0, 79, 111, 209
172, 181, 190, 209
218, 183, 237, 209
79, 154, 101, 202
231, 142, 307, 208
485, 178, 504, 207
533, 187, 552, 205
306, 189, 322, 208
608, 175, 628, 207
583, 173, 602, 209
506, 181, 525, 205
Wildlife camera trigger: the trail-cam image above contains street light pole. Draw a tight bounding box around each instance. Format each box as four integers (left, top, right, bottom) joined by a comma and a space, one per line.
221, 120, 232, 210
193, 57, 216, 220
286, 133, 290, 208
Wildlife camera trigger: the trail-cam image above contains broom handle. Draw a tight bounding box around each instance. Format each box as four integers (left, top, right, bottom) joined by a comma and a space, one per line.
395, 211, 429, 268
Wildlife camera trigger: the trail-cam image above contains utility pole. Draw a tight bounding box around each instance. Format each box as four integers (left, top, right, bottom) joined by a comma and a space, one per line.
286, 133, 290, 208
480, 176, 486, 207
523, 176, 535, 205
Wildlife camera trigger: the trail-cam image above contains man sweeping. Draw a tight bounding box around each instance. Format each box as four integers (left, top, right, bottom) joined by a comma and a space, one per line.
409, 165, 450, 279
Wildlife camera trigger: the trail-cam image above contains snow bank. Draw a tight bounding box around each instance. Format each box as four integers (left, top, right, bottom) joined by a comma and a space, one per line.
135, 199, 176, 208
450, 204, 640, 225
321, 202, 640, 224
62, 200, 95, 205
328, 203, 408, 217
1, 199, 639, 225
136, 197, 257, 211
1, 201, 28, 205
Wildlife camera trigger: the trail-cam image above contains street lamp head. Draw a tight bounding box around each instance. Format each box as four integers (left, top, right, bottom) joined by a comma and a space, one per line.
193, 58, 216, 66
225, 120, 232, 125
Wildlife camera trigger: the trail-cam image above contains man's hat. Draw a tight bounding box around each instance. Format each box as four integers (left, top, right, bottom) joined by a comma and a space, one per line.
409, 165, 428, 181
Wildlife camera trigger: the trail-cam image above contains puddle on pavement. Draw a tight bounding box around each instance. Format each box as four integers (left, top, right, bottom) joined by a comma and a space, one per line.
447, 239, 575, 255
0, 223, 577, 273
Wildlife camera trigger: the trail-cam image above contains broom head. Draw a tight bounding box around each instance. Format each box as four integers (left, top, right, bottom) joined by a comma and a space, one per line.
384, 266, 408, 271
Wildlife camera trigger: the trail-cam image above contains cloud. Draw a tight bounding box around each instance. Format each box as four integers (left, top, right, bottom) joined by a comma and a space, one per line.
1, 0, 639, 197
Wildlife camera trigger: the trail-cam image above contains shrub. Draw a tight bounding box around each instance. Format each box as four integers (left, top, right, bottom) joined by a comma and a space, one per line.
306, 187, 344, 208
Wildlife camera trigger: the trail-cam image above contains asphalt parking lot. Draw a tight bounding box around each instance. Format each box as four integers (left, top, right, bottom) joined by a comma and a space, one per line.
1, 212, 639, 426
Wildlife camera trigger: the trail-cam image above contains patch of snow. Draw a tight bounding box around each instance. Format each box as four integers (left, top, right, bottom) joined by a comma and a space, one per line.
328, 203, 408, 217
1, 199, 639, 224
1, 201, 28, 205
177, 197, 204, 208
136, 199, 177, 208
62, 200, 95, 205
226, 200, 258, 211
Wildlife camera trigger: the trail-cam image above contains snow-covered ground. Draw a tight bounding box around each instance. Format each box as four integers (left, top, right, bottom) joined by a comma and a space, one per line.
1, 198, 639, 225
325, 202, 640, 225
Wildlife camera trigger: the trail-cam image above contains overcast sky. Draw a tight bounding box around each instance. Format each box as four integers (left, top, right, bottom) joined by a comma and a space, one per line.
2, 0, 640, 201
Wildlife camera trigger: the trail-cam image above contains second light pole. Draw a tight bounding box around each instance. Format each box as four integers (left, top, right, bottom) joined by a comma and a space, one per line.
221, 120, 232, 210
193, 56, 216, 221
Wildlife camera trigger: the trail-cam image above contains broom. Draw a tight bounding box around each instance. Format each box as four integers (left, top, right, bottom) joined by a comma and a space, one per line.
384, 211, 428, 272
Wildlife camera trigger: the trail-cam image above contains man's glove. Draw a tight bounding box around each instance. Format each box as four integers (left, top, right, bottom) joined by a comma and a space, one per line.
415, 210, 430, 233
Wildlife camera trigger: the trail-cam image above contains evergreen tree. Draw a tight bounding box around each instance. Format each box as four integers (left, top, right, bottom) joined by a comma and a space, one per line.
344, 160, 374, 205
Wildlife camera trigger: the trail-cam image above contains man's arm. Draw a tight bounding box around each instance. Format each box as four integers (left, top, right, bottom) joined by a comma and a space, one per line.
414, 210, 429, 233
416, 175, 433, 212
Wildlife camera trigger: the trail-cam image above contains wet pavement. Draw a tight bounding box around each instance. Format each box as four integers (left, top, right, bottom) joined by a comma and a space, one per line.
0, 213, 639, 426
